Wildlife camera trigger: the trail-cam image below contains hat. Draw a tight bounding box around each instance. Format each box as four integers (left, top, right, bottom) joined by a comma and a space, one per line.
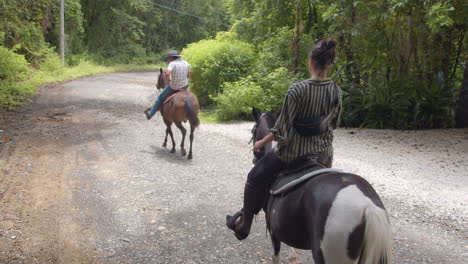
164, 50, 182, 61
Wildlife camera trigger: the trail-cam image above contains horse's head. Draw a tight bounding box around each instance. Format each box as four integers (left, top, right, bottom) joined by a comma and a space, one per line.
251, 107, 279, 164
156, 68, 167, 90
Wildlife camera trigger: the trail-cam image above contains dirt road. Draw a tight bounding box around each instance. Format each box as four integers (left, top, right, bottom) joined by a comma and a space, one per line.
0, 72, 467, 264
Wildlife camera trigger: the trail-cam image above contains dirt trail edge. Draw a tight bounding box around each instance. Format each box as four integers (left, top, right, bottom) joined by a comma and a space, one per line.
1, 72, 467, 264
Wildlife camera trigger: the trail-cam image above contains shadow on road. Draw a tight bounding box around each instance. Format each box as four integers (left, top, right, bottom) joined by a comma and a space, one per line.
143, 145, 194, 164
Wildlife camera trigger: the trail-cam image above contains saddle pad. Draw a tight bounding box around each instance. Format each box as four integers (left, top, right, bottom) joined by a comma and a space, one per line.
270, 168, 342, 195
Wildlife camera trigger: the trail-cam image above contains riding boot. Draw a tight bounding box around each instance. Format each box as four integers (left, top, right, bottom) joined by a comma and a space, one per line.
226, 182, 261, 240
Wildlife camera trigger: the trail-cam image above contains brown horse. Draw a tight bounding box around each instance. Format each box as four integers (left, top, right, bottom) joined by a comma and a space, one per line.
156, 68, 200, 159
250, 108, 392, 264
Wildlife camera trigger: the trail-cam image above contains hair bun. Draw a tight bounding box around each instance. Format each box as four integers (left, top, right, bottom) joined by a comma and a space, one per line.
310, 38, 337, 69
325, 39, 337, 50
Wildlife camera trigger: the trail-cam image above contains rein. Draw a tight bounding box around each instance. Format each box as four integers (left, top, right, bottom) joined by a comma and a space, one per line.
249, 113, 277, 144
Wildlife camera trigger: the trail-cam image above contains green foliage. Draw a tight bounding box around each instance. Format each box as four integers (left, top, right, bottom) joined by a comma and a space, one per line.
45, 0, 85, 54
0, 0, 227, 106
93, 44, 148, 65
256, 28, 294, 74
411, 72, 457, 128
0, 57, 160, 106
1, 0, 465, 129
341, 72, 458, 129
0, 46, 30, 106
425, 2, 455, 32
256, 67, 300, 112
183, 33, 256, 105
80, 0, 227, 63
39, 51, 63, 73
0, 46, 29, 82
213, 76, 265, 120
226, 0, 468, 129
213, 67, 298, 120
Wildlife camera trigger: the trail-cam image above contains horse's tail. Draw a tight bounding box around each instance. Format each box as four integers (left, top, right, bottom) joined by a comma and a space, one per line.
185, 95, 200, 127
358, 205, 393, 264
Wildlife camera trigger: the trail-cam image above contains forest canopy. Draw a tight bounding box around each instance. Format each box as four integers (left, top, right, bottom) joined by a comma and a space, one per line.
1, 0, 467, 128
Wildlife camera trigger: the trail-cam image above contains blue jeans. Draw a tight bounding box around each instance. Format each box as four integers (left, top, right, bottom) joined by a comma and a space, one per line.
148, 85, 174, 117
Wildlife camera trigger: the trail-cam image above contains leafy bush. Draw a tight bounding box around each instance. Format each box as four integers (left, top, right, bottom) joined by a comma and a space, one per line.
39, 52, 63, 73
340, 71, 458, 129
183, 32, 256, 106
13, 22, 50, 66
213, 76, 265, 120
213, 67, 299, 120
411, 72, 457, 128
0, 46, 31, 106
0, 46, 29, 82
256, 67, 299, 112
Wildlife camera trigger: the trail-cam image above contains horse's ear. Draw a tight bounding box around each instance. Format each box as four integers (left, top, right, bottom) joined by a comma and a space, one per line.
160, 68, 163, 74
252, 107, 261, 122
273, 111, 281, 120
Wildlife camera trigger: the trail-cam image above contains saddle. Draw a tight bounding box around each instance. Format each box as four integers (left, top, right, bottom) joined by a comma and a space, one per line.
163, 90, 182, 105
270, 160, 342, 196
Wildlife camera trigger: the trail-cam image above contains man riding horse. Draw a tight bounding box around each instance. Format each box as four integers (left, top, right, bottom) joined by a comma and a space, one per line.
144, 50, 191, 120
226, 39, 342, 240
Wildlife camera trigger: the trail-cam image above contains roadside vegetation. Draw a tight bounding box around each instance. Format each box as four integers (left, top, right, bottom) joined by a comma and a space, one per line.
0, 0, 225, 107
1, 46, 161, 106
1, 0, 467, 128
182, 0, 468, 129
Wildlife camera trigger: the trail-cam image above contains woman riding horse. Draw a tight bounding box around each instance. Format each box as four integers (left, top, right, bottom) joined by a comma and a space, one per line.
227, 38, 342, 240
144, 50, 191, 120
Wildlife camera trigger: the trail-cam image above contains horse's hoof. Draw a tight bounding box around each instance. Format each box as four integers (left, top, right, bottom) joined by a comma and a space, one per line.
162, 143, 167, 148
181, 149, 187, 156
188, 154, 193, 159
170, 149, 176, 153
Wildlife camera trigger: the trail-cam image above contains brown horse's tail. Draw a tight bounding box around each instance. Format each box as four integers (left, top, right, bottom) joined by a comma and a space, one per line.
185, 95, 200, 127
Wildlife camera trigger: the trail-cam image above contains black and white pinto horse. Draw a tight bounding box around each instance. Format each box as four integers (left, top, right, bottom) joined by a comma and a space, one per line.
250, 109, 392, 264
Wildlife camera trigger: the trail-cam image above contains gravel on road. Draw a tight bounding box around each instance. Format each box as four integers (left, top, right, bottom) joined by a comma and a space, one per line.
0, 72, 466, 264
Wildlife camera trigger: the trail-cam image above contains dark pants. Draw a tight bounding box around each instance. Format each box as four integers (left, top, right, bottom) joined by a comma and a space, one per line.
246, 149, 333, 213
247, 150, 286, 187
246, 150, 286, 213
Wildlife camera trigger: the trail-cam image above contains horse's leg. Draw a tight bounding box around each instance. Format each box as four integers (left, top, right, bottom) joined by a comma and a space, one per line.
163, 127, 168, 148
175, 121, 187, 156
163, 119, 176, 153
187, 123, 195, 159
271, 235, 281, 264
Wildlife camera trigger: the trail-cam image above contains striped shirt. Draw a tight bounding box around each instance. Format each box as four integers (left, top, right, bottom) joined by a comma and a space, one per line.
167, 58, 190, 89
271, 79, 342, 162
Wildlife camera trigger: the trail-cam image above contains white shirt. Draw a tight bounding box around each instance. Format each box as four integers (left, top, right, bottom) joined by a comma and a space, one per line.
167, 59, 190, 89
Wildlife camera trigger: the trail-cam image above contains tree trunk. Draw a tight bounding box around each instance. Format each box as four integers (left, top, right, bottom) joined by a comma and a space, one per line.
399, 9, 412, 77
60, 0, 65, 67
292, 0, 302, 74
455, 59, 468, 128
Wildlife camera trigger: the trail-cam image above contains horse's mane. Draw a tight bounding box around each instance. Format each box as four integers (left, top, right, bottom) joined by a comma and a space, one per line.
263, 111, 280, 128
